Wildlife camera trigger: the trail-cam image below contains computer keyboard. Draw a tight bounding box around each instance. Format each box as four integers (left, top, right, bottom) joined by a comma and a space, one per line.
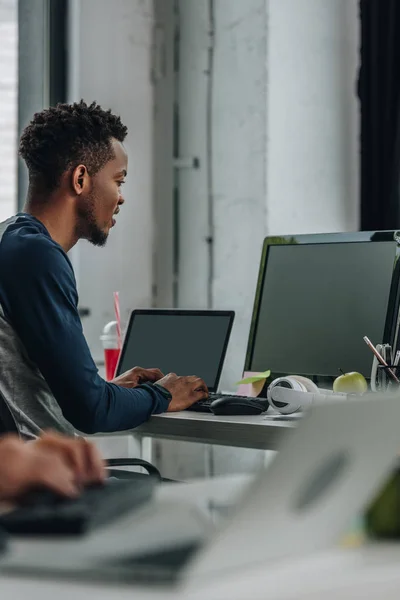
0, 478, 156, 536
188, 393, 231, 412
188, 393, 268, 413
188, 398, 213, 412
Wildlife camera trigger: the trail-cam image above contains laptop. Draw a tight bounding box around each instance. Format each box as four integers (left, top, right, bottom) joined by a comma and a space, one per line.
3, 393, 400, 586
116, 309, 239, 411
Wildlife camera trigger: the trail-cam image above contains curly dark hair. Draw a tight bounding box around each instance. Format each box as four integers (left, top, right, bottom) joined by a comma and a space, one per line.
19, 100, 128, 192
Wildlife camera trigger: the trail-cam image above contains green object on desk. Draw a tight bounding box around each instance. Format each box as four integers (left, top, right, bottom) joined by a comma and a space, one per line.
235, 370, 271, 385
365, 466, 400, 538
333, 371, 368, 394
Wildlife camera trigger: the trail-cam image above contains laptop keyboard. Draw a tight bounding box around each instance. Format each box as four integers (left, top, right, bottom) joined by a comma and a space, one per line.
103, 541, 201, 583
0, 478, 156, 536
187, 393, 224, 412
188, 393, 265, 412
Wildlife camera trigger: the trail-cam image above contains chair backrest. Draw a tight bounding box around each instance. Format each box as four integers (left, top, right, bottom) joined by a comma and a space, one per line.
0, 390, 18, 434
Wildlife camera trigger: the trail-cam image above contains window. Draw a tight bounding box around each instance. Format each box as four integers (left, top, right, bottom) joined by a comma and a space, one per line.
0, 0, 17, 220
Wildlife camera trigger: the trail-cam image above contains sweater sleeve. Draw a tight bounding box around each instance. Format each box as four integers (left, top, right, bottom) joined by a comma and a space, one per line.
0, 236, 170, 434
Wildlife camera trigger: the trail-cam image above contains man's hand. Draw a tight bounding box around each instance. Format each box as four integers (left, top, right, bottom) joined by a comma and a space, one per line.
0, 433, 106, 502
111, 366, 164, 389
34, 432, 105, 487
156, 373, 208, 411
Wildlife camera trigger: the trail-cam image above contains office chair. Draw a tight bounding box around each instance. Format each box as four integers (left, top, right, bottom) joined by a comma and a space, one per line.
0, 389, 162, 481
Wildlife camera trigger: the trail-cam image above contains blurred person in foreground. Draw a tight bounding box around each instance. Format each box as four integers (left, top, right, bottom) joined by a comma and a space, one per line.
0, 101, 208, 440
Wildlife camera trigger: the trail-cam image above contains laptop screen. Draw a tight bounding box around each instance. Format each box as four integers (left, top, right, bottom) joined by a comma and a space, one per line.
116, 310, 235, 391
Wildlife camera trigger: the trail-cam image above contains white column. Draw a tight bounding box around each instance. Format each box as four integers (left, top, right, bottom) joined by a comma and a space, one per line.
266, 0, 359, 236
172, 0, 360, 479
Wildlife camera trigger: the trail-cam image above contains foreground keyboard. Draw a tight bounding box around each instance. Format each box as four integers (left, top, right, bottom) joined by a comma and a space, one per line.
0, 478, 156, 536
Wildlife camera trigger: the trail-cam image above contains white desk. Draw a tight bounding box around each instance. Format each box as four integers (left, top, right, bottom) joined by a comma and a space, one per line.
1, 475, 400, 599
2, 544, 400, 600
96, 362, 296, 451
132, 410, 298, 450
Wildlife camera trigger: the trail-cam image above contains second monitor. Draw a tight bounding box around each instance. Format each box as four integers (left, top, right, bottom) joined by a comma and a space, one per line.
244, 232, 400, 386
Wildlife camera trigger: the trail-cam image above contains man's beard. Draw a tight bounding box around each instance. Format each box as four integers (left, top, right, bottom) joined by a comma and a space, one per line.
76, 192, 108, 247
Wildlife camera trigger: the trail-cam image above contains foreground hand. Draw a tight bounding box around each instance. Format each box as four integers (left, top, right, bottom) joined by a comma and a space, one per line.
34, 432, 106, 488
0, 433, 105, 502
156, 373, 208, 411
112, 366, 164, 389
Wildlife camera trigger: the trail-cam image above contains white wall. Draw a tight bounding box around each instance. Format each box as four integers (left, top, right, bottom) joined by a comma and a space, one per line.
175, 0, 359, 396
211, 0, 269, 392
216, 0, 360, 393
266, 0, 359, 235
68, 0, 156, 361
160, 0, 360, 480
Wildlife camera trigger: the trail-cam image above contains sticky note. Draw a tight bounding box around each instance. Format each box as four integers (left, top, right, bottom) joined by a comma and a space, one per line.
235, 370, 271, 385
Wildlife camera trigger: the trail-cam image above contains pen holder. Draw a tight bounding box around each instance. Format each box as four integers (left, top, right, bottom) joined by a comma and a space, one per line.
369, 343, 399, 392
377, 364, 400, 386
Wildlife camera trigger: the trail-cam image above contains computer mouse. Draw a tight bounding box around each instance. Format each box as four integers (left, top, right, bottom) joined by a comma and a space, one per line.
210, 396, 265, 416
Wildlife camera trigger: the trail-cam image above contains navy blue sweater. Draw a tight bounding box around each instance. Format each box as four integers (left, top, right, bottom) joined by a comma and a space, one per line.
0, 214, 170, 434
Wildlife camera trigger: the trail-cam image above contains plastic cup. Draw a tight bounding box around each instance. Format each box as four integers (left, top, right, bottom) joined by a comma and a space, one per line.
100, 321, 121, 381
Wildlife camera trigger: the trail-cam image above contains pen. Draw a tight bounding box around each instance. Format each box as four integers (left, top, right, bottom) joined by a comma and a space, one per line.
363, 337, 400, 384
394, 350, 400, 369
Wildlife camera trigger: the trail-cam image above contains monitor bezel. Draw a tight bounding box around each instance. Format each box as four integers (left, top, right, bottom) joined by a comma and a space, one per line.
116, 309, 235, 391
244, 231, 400, 386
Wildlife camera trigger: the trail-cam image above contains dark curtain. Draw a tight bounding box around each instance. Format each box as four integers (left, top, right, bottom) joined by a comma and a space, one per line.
359, 0, 400, 230
49, 0, 68, 106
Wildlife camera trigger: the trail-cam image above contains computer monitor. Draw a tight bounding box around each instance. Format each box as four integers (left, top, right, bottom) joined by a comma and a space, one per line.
244, 232, 400, 386
116, 309, 235, 392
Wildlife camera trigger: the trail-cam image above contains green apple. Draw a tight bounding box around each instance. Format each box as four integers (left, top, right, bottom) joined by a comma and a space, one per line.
333, 371, 368, 394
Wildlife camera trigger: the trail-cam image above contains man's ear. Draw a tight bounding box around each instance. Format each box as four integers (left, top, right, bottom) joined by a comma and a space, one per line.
71, 165, 89, 195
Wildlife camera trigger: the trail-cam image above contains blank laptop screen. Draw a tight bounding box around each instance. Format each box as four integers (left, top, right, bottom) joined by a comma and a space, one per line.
117, 312, 234, 391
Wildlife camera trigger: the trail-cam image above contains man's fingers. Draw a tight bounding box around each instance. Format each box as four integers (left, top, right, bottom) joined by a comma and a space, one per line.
81, 439, 106, 483
187, 376, 207, 388
149, 368, 164, 380
192, 378, 208, 392
193, 388, 208, 401
62, 443, 87, 482
34, 455, 79, 498
139, 368, 164, 382
41, 469, 79, 498
36, 433, 105, 485
39, 435, 86, 482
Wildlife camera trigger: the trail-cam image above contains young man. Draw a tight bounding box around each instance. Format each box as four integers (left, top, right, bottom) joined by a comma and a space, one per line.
0, 432, 105, 501
0, 101, 208, 439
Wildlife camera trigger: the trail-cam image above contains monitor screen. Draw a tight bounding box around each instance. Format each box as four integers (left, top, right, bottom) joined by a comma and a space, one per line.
116, 310, 234, 391
245, 233, 400, 382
